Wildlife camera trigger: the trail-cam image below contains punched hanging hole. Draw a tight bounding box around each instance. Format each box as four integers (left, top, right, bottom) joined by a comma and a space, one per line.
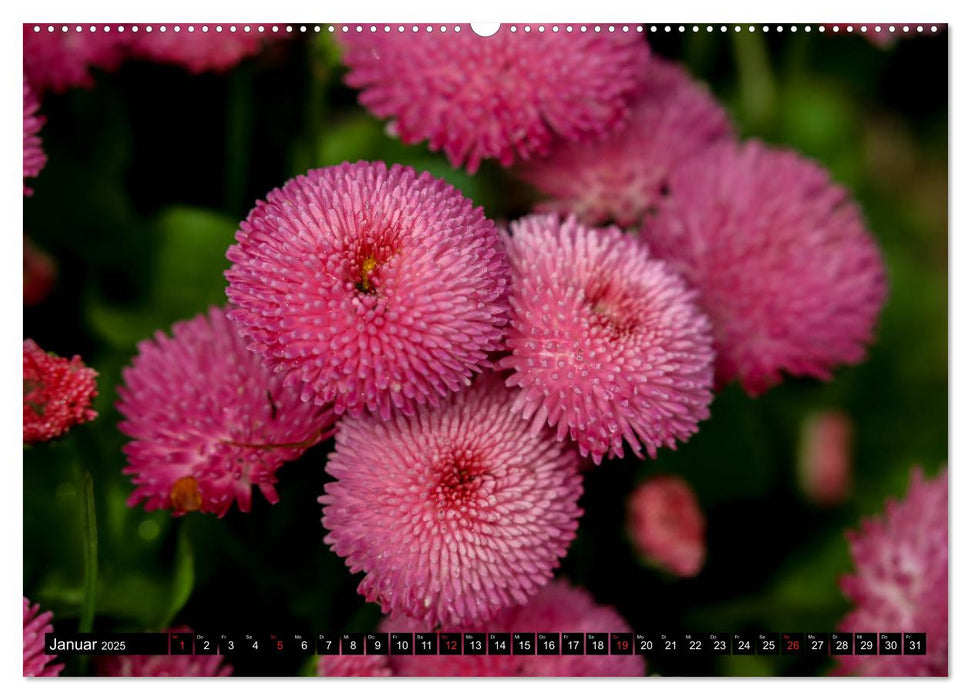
471, 23, 501, 37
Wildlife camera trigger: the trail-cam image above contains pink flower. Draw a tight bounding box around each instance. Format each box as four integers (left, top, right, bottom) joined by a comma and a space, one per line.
627, 475, 706, 577
23, 236, 56, 306
23, 25, 128, 94
336, 25, 650, 172
642, 141, 888, 395
118, 307, 335, 517
383, 580, 645, 676
23, 78, 46, 196
798, 411, 853, 506
129, 25, 274, 73
520, 57, 732, 227
23, 598, 63, 677
226, 162, 510, 420
320, 373, 583, 628
835, 468, 947, 676
826, 25, 901, 47
23, 339, 98, 444
96, 627, 232, 677
499, 214, 714, 464
318, 654, 393, 677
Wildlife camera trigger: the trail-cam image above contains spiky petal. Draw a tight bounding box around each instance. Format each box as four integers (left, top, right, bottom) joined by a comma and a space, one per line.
627, 475, 706, 577
226, 161, 510, 420
318, 654, 393, 677
320, 373, 583, 628
499, 214, 714, 464
128, 24, 273, 73
835, 468, 947, 676
23, 78, 46, 195
23, 339, 98, 444
336, 25, 650, 172
798, 411, 853, 506
642, 140, 888, 395
23, 25, 127, 94
383, 581, 645, 676
23, 598, 63, 677
520, 57, 732, 227
118, 306, 335, 517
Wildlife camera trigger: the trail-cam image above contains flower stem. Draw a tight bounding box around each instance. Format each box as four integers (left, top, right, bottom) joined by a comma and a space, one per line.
293, 36, 331, 175
224, 68, 253, 215
77, 467, 98, 634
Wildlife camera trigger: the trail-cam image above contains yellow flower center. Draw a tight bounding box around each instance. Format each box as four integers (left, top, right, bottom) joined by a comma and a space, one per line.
170, 476, 202, 513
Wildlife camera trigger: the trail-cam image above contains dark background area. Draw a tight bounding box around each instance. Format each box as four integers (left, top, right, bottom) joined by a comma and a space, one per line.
23, 26, 947, 677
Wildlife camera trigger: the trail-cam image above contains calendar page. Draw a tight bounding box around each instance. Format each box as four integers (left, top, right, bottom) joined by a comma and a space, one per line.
22, 20, 948, 680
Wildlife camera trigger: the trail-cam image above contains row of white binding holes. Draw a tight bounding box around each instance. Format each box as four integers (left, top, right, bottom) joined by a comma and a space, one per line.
32, 24, 941, 35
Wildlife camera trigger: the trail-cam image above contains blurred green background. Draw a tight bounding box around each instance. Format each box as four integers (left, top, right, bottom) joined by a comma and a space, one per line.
23, 27, 947, 677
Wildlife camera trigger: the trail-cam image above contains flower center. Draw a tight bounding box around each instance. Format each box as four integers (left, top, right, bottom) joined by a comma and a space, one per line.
584, 281, 639, 338
431, 446, 487, 512
170, 475, 202, 513
356, 256, 379, 294
343, 212, 403, 296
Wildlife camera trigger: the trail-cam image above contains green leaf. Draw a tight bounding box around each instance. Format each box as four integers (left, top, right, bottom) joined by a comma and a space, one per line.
86, 300, 170, 351
151, 206, 237, 314
718, 654, 777, 677
311, 113, 493, 211
315, 113, 387, 166
779, 80, 858, 156
86, 206, 237, 348
299, 656, 321, 677
311, 31, 344, 75
94, 573, 173, 627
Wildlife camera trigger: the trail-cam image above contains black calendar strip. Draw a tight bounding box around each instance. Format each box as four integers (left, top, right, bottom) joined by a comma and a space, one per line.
44, 633, 169, 655
45, 631, 928, 656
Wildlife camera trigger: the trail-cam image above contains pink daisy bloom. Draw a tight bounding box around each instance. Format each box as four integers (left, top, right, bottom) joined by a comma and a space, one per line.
23, 78, 46, 196
627, 475, 706, 577
835, 467, 947, 676
318, 654, 393, 677
384, 580, 645, 676
118, 306, 335, 517
798, 411, 853, 506
520, 57, 733, 227
226, 162, 510, 420
23, 25, 128, 94
23, 236, 56, 306
96, 627, 232, 677
129, 25, 273, 73
23, 598, 63, 677
642, 141, 888, 395
23, 339, 98, 444
499, 214, 714, 464
320, 373, 583, 628
336, 25, 650, 172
